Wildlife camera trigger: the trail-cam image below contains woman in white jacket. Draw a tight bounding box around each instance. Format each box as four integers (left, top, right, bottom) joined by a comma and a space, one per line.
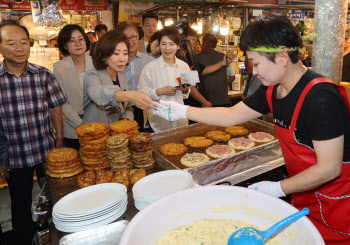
138, 26, 190, 132
54, 24, 93, 150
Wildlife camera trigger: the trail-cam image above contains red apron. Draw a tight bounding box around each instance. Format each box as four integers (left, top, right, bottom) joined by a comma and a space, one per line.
266, 77, 350, 244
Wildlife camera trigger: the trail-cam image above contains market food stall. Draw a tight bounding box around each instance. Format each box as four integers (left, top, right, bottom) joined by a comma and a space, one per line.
43, 118, 287, 244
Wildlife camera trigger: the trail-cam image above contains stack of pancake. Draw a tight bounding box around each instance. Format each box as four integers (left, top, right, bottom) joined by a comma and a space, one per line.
129, 132, 155, 168
109, 119, 139, 137
46, 148, 83, 178
76, 122, 110, 171
106, 134, 132, 171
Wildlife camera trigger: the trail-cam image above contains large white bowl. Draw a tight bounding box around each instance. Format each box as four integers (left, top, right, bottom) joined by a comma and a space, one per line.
120, 186, 324, 245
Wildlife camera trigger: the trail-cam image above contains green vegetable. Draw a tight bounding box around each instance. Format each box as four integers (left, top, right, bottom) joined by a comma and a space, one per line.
201, 242, 205, 245
185, 225, 192, 231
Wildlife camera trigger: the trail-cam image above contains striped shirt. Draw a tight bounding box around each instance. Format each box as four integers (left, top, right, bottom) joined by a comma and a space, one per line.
122, 51, 154, 91
0, 62, 66, 168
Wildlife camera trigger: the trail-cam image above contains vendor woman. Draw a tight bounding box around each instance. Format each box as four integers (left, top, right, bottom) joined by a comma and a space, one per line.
154, 13, 350, 244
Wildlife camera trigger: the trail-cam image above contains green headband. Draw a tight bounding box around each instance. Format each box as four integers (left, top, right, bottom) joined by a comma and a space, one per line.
249, 33, 317, 53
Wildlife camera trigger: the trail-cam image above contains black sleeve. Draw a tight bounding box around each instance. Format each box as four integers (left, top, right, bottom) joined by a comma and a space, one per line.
243, 85, 271, 115
303, 84, 346, 141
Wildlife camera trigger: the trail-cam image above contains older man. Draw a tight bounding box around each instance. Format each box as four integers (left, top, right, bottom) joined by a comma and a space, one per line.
138, 12, 158, 52
0, 20, 65, 245
117, 22, 154, 131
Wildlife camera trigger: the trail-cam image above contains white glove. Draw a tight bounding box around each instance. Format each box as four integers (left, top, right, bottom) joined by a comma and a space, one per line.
153, 100, 188, 122
248, 181, 286, 198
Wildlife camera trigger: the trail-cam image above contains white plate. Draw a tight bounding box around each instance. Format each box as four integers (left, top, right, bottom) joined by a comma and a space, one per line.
55, 205, 127, 233
53, 199, 127, 224
54, 203, 127, 228
54, 183, 127, 216
132, 170, 192, 198
53, 195, 127, 221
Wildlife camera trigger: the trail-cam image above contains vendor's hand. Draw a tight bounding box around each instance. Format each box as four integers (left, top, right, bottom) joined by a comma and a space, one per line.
154, 100, 189, 121
156, 86, 177, 96
130, 91, 156, 110
248, 181, 286, 198
0, 166, 10, 183
202, 100, 212, 107
177, 85, 190, 94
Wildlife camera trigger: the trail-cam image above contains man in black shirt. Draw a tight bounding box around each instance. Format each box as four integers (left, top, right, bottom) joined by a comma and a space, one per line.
154, 13, 350, 244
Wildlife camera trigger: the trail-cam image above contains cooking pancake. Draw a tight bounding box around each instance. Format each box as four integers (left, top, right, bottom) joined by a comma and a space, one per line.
205, 131, 231, 142
46, 147, 79, 163
159, 143, 187, 156
83, 162, 110, 171
183, 136, 206, 146
248, 132, 274, 143
180, 153, 210, 167
95, 170, 114, 184
206, 145, 235, 159
46, 165, 83, 178
134, 159, 155, 168
129, 132, 151, 144
78, 130, 109, 141
225, 126, 249, 136
106, 134, 129, 146
78, 170, 96, 188
46, 162, 81, 173
111, 170, 130, 187
190, 139, 213, 149
130, 168, 146, 185
228, 137, 255, 150
79, 134, 109, 144
76, 122, 107, 137
109, 119, 138, 133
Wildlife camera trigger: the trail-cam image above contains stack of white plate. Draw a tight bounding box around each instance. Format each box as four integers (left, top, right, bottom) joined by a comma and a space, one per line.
132, 170, 194, 210
53, 183, 127, 233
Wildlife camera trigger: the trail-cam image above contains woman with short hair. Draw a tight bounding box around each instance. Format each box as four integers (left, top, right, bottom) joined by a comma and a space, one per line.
54, 24, 93, 150
146, 31, 160, 58
83, 30, 155, 125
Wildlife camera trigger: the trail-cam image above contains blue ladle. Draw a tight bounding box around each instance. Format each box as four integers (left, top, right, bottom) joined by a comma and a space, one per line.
227, 208, 309, 245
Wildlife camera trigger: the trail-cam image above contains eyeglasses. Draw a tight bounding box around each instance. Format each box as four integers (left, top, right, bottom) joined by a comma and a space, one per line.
68, 38, 85, 45
127, 35, 138, 42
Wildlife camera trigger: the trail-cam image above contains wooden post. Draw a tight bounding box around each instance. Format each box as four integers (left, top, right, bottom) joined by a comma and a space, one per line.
312, 0, 348, 84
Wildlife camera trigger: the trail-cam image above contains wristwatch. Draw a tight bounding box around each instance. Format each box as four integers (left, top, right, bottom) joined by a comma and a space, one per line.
218, 61, 223, 68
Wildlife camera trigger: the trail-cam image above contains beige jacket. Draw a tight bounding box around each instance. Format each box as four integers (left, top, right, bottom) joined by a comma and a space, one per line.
138, 38, 146, 52
53, 55, 94, 139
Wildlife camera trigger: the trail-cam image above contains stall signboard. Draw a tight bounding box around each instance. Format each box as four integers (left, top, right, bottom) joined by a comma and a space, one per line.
288, 10, 305, 21
0, 0, 31, 10
59, 0, 107, 11
119, 1, 155, 26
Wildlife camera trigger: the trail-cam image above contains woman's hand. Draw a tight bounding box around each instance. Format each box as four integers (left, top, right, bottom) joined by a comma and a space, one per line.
177, 85, 190, 94
130, 91, 156, 110
156, 86, 177, 96
115, 91, 157, 110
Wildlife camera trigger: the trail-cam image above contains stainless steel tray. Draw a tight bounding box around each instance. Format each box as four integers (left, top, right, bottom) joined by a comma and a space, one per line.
59, 220, 129, 245
152, 119, 284, 185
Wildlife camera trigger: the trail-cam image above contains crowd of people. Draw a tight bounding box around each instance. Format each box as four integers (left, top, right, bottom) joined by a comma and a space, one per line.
0, 12, 236, 244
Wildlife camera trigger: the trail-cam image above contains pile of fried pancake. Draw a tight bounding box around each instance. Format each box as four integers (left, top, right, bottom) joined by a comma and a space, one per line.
106, 134, 132, 171
77, 168, 146, 188
76, 122, 109, 171
129, 132, 155, 168
109, 119, 139, 138
46, 148, 83, 178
